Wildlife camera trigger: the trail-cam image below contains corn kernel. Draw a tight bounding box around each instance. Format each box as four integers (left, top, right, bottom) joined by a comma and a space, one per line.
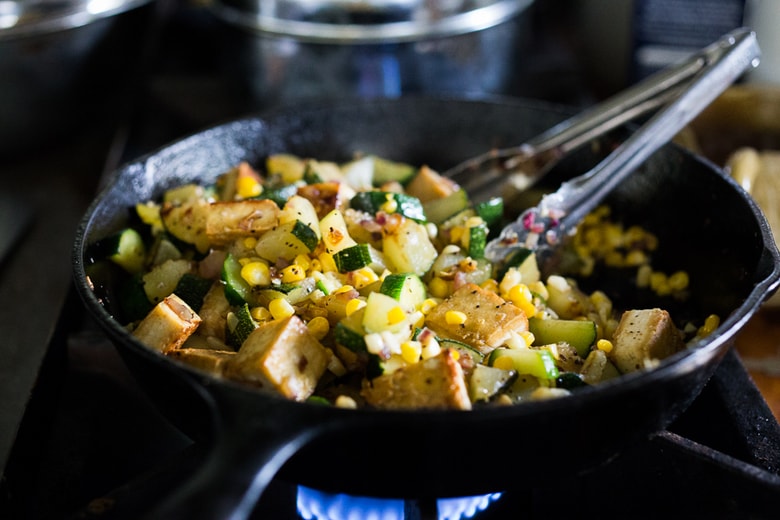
294, 254, 311, 272
420, 298, 439, 315
520, 330, 535, 347
401, 341, 422, 364
508, 284, 536, 317
306, 316, 330, 340
450, 226, 465, 245
237, 175, 263, 198
335, 395, 358, 409
243, 237, 258, 249
380, 194, 398, 213
350, 267, 379, 289
241, 261, 271, 286
250, 306, 272, 322
318, 252, 338, 273
596, 339, 614, 353
410, 310, 425, 328
465, 216, 485, 228
480, 278, 499, 293
668, 270, 690, 291
345, 298, 366, 316
428, 277, 450, 299
268, 298, 295, 320
698, 314, 720, 337
334, 284, 355, 295
493, 356, 515, 371
445, 310, 467, 326
280, 264, 306, 283
387, 305, 406, 325
308, 258, 322, 274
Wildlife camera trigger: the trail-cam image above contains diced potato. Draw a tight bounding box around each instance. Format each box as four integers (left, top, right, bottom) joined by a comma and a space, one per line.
132, 294, 201, 354
382, 217, 437, 277
404, 165, 458, 202
197, 282, 231, 342
607, 308, 685, 373
297, 181, 350, 219
361, 349, 471, 410
205, 199, 279, 245
142, 258, 195, 304
223, 316, 329, 400
161, 199, 211, 252
425, 283, 528, 354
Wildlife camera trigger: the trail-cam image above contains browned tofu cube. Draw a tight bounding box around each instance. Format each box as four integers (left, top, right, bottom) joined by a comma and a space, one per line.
224, 315, 329, 400
608, 308, 685, 373
361, 349, 471, 410
425, 283, 529, 354
205, 199, 279, 245
132, 294, 201, 354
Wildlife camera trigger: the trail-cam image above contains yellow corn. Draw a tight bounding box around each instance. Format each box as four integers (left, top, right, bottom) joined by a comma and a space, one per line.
386, 305, 406, 325
428, 277, 449, 299
596, 339, 614, 353
268, 298, 295, 320
308, 258, 322, 274
241, 261, 271, 286
280, 264, 306, 283
480, 278, 499, 293
345, 298, 366, 316
508, 284, 536, 318
401, 341, 422, 364
237, 175, 263, 198
294, 254, 311, 272
350, 267, 379, 289
668, 270, 690, 291
306, 316, 330, 340
380, 194, 398, 213
318, 252, 338, 273
698, 314, 720, 337
445, 310, 467, 326
465, 216, 484, 228
420, 298, 439, 315
250, 306, 273, 322
520, 330, 536, 347
242, 237, 258, 250
334, 284, 355, 295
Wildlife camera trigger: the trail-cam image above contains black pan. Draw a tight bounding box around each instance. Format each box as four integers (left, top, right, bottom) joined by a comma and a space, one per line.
73, 96, 780, 519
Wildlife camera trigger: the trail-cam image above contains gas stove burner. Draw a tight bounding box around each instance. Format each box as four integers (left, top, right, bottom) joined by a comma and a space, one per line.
297, 486, 503, 520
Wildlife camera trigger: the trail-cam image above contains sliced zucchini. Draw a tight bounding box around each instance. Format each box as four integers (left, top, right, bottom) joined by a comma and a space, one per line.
142, 258, 194, 304
438, 338, 485, 364
362, 292, 409, 335
254, 183, 298, 208
334, 308, 367, 352
469, 364, 517, 402
422, 188, 470, 224
173, 273, 213, 312
350, 191, 426, 222
254, 220, 318, 263
320, 209, 358, 254
474, 197, 504, 230
333, 243, 385, 273
226, 303, 258, 348
370, 155, 417, 186
90, 228, 147, 274
488, 347, 559, 380
528, 317, 597, 357
379, 273, 427, 312
555, 372, 588, 390
280, 195, 322, 240
465, 221, 488, 259
497, 247, 540, 284
221, 253, 258, 306
382, 218, 437, 277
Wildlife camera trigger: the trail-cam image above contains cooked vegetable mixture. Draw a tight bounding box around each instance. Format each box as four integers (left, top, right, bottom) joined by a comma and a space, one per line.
85, 153, 719, 410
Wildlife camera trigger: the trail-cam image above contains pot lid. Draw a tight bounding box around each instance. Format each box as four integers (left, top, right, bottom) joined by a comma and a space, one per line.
209, 0, 534, 44
0, 0, 152, 39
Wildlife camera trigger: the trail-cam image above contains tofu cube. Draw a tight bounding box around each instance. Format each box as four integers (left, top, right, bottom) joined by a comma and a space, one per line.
361, 349, 471, 410
224, 315, 328, 400
425, 283, 529, 354
132, 294, 201, 353
608, 308, 685, 373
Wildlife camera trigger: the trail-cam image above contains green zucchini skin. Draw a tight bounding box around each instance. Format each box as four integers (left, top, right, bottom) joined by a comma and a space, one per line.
528, 317, 597, 357
350, 191, 426, 222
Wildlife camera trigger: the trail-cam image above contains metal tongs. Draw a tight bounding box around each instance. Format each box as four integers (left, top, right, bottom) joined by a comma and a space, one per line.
472, 28, 760, 270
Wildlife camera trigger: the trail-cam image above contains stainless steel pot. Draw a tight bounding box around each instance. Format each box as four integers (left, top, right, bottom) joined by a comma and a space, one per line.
207, 0, 534, 107
0, 0, 156, 157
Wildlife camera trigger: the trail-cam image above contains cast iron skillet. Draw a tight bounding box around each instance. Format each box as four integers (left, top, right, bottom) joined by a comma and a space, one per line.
73, 96, 780, 519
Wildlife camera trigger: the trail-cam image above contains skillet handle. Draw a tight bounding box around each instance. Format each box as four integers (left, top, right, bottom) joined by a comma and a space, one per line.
141, 386, 333, 520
